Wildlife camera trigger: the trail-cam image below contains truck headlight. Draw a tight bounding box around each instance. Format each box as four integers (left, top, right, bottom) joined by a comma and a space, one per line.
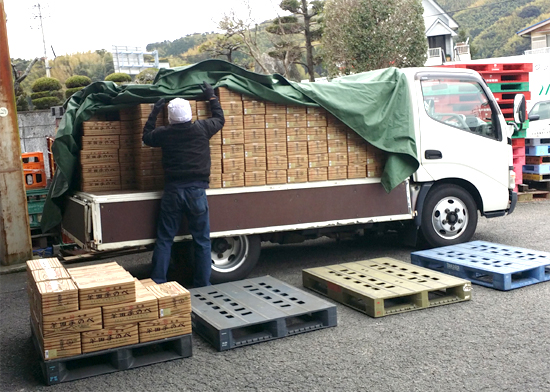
509, 168, 516, 189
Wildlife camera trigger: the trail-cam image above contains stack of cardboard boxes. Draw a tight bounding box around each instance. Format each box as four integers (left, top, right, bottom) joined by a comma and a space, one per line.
27, 258, 192, 360
78, 87, 387, 192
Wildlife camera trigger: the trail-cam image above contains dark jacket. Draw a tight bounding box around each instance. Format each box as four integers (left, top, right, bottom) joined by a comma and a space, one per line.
142, 98, 225, 183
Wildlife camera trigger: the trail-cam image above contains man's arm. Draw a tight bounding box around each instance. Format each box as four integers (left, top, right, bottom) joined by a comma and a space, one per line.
199, 82, 225, 138
142, 98, 165, 147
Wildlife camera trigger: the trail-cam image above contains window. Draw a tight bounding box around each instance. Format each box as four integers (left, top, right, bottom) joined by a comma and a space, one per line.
529, 101, 550, 120
421, 78, 498, 139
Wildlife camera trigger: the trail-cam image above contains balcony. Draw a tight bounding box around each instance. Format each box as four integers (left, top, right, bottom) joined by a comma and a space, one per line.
524, 47, 550, 55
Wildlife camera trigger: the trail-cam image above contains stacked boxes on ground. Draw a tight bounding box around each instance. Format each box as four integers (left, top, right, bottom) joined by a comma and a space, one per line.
27, 258, 192, 360
79, 87, 387, 192
523, 138, 550, 183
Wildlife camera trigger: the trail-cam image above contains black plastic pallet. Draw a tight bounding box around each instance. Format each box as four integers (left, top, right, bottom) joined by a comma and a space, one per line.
31, 320, 192, 385
190, 276, 337, 351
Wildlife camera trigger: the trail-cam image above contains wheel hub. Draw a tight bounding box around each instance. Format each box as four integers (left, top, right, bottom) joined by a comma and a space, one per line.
211, 236, 250, 273
432, 197, 468, 240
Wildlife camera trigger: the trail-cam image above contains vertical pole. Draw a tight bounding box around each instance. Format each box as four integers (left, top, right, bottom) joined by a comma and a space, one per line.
0, 0, 33, 265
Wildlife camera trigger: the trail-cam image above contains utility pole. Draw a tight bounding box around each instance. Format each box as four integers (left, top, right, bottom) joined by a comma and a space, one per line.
34, 3, 50, 77
0, 0, 33, 265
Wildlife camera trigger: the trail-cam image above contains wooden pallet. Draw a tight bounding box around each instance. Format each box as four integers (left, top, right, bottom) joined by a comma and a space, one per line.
302, 258, 471, 318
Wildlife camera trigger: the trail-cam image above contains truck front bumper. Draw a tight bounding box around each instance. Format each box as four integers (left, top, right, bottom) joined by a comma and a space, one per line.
508, 190, 518, 215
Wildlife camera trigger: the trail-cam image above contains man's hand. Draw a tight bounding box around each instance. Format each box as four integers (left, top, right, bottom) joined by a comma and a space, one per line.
200, 82, 216, 100
153, 98, 166, 114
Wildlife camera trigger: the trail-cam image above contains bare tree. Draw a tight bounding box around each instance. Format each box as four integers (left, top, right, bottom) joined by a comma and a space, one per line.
12, 57, 40, 93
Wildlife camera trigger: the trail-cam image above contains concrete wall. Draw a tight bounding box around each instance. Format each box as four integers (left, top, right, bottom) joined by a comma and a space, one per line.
18, 110, 57, 182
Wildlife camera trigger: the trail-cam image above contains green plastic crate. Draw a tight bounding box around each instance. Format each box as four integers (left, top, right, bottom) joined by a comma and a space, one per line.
488, 83, 529, 93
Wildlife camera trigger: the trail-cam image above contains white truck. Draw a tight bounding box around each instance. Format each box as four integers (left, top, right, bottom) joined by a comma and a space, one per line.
61, 67, 525, 283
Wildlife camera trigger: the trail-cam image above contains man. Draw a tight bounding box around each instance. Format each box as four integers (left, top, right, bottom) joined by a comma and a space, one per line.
142, 82, 224, 287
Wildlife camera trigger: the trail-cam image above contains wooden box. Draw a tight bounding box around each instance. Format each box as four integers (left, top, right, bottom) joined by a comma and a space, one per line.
286, 113, 307, 128
243, 114, 265, 129
118, 149, 134, 164
224, 116, 244, 130
82, 121, 121, 136
138, 314, 192, 343
287, 155, 308, 169
211, 159, 222, 174
328, 139, 347, 153
328, 166, 348, 180
307, 118, 327, 128
287, 141, 308, 156
287, 168, 307, 183
209, 143, 222, 155
210, 174, 222, 189
244, 129, 266, 143
266, 170, 287, 185
31, 279, 79, 316
244, 143, 266, 158
222, 144, 245, 159
209, 132, 222, 145
26, 258, 63, 271
80, 176, 121, 192
348, 140, 369, 153
286, 105, 306, 115
347, 129, 363, 141
265, 128, 287, 143
328, 153, 348, 167
145, 281, 191, 318
243, 100, 266, 115
81, 135, 120, 150
196, 101, 212, 117
267, 156, 288, 170
80, 149, 119, 164
307, 127, 327, 141
216, 87, 242, 102
307, 107, 327, 115
139, 279, 157, 287
308, 153, 328, 168
245, 156, 267, 171
245, 171, 267, 186
81, 323, 139, 353
102, 280, 159, 328
40, 307, 103, 336
35, 326, 81, 360
265, 114, 286, 128
220, 101, 243, 116
265, 102, 287, 114
326, 126, 348, 140
308, 167, 328, 182
222, 172, 245, 188
222, 129, 244, 145
286, 127, 307, 142
266, 142, 287, 157
222, 158, 245, 173
348, 150, 368, 165
348, 165, 367, 179
308, 140, 327, 155
81, 163, 120, 177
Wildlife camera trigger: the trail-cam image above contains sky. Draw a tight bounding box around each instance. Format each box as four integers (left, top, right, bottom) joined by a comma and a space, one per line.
4, 0, 285, 60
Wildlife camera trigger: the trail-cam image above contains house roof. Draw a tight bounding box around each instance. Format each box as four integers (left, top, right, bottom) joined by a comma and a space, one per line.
425, 18, 458, 37
424, 0, 459, 30
517, 17, 550, 37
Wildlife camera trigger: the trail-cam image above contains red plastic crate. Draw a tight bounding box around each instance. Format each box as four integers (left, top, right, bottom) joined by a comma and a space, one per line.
448, 63, 533, 73
513, 155, 526, 166
24, 169, 47, 189
480, 72, 529, 84
22, 152, 45, 170
492, 91, 531, 101
514, 165, 523, 184
512, 138, 525, 148
512, 146, 525, 157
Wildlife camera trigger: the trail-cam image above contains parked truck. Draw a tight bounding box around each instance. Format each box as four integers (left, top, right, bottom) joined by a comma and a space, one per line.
46, 61, 525, 283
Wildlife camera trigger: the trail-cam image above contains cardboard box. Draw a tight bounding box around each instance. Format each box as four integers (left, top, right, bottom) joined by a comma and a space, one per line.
348, 165, 367, 179
286, 113, 307, 128
245, 156, 267, 171
287, 168, 307, 183
40, 307, 103, 336
287, 127, 307, 142
265, 102, 287, 114
81, 135, 120, 150
222, 129, 244, 145
102, 280, 159, 328
265, 114, 286, 128
81, 323, 139, 353
80, 149, 119, 164
307, 127, 327, 141
222, 144, 245, 159
265, 128, 287, 143
138, 314, 192, 343
287, 155, 308, 169
222, 158, 245, 173
287, 141, 308, 156
244, 143, 266, 158
81, 163, 121, 177
266, 142, 287, 157
308, 167, 328, 182
243, 114, 266, 129
267, 155, 288, 170
308, 140, 327, 155
243, 100, 266, 115
221, 101, 243, 116
145, 281, 191, 318
328, 166, 348, 180
328, 153, 348, 167
308, 153, 328, 168
266, 170, 287, 185
328, 139, 347, 153
245, 171, 267, 186
244, 129, 266, 143
286, 105, 306, 115
222, 172, 245, 187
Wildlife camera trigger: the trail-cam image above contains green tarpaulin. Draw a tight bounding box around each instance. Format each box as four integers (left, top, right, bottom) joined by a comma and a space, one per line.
41, 59, 418, 233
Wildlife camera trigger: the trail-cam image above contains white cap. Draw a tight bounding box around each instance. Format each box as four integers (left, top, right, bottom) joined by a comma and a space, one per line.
168, 98, 192, 124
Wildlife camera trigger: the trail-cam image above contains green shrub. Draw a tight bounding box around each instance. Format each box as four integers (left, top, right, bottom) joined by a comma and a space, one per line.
31, 77, 62, 92
105, 72, 131, 83
31, 90, 64, 100
32, 96, 61, 109
16, 94, 29, 111
134, 68, 158, 84
65, 75, 92, 88
65, 86, 84, 99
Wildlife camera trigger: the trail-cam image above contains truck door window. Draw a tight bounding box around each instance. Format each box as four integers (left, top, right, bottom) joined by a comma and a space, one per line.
421, 79, 498, 139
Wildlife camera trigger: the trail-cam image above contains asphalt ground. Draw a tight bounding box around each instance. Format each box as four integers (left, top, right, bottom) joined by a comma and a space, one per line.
1, 199, 549, 391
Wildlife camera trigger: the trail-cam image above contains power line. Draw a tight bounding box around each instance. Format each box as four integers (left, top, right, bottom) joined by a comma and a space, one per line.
426, 0, 527, 18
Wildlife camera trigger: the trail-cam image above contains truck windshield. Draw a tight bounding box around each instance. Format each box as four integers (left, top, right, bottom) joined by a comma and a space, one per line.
529, 101, 550, 120
421, 78, 498, 140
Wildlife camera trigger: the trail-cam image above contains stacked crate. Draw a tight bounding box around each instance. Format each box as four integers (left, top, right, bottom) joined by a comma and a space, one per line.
22, 152, 47, 189
523, 138, 550, 183
27, 258, 192, 360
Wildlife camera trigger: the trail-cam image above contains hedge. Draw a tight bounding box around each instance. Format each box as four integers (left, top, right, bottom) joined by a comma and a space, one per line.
65, 75, 92, 88
32, 97, 61, 110
32, 77, 62, 92
105, 72, 131, 83
65, 86, 84, 99
31, 90, 64, 100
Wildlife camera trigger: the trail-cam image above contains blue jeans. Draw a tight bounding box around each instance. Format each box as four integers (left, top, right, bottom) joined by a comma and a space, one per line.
150, 183, 212, 287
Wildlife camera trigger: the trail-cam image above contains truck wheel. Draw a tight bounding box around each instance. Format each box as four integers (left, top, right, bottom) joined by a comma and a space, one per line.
210, 235, 261, 284
420, 184, 478, 248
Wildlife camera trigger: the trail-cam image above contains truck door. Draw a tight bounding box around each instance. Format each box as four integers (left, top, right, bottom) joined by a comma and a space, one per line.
415, 73, 511, 212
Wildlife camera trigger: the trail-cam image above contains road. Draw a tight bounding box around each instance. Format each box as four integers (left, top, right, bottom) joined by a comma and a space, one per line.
1, 199, 549, 391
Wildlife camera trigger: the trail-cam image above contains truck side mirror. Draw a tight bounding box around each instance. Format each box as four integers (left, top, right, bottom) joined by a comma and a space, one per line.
528, 114, 540, 122
513, 94, 526, 124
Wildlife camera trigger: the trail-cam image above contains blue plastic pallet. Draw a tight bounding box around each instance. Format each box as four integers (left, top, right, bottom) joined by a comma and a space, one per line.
190, 276, 337, 351
526, 145, 550, 156
523, 164, 550, 174
411, 241, 550, 291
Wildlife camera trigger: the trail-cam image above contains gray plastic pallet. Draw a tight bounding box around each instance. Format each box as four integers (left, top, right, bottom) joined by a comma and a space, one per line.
31, 320, 192, 385
302, 257, 472, 317
190, 276, 337, 351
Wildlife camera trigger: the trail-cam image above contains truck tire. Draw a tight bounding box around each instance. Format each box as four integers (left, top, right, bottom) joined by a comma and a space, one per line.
210, 235, 261, 284
420, 184, 478, 248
